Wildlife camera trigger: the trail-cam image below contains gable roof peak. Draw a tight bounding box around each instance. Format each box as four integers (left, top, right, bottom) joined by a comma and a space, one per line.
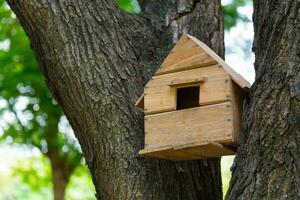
155, 34, 251, 90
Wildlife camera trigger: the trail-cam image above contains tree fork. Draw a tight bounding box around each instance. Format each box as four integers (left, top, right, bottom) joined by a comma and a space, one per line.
7, 0, 225, 199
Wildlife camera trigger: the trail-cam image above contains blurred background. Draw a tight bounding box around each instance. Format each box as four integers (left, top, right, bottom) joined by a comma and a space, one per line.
0, 0, 254, 199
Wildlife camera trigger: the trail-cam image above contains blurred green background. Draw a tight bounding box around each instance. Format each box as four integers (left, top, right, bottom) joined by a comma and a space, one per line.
0, 0, 253, 199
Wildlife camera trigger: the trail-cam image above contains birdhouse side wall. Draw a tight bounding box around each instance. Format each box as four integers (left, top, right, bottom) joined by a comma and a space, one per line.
231, 81, 247, 143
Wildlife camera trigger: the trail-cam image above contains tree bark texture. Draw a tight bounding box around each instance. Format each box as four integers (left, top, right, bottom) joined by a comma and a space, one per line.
7, 0, 225, 199
226, 0, 300, 199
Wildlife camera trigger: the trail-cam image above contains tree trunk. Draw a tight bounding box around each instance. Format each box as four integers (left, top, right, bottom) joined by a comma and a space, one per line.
7, 1, 225, 199
226, 0, 300, 199
48, 151, 75, 200
52, 167, 68, 200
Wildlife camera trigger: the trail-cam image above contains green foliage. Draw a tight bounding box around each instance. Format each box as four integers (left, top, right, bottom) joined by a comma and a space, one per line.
222, 0, 251, 30
116, 0, 141, 13
0, 145, 95, 200
12, 154, 52, 192
0, 1, 86, 197
0, 1, 82, 162
66, 165, 96, 200
0, 145, 53, 200
12, 154, 96, 199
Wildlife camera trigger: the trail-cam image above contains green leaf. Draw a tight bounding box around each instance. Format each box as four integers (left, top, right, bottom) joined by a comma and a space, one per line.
116, 0, 141, 13
222, 0, 252, 30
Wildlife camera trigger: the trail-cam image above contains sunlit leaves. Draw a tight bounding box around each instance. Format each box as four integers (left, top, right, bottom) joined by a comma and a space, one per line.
116, 0, 141, 13
0, 0, 84, 185
10, 152, 95, 199
222, 0, 251, 30
12, 155, 52, 192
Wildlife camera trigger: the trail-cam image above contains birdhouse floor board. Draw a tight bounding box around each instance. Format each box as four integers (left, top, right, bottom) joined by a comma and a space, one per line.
139, 142, 236, 160
139, 146, 204, 160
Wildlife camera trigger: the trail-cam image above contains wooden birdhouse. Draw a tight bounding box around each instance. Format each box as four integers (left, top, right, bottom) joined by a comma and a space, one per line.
135, 34, 251, 160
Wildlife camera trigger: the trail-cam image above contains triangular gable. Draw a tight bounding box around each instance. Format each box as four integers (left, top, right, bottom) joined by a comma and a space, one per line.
135, 34, 251, 109
155, 34, 218, 75
156, 34, 251, 89
186, 34, 251, 90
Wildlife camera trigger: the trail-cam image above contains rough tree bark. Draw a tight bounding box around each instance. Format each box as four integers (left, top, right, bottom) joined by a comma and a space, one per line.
226, 0, 300, 199
7, 0, 225, 199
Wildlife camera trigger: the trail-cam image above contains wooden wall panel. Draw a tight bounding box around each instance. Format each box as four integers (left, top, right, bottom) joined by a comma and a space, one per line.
231, 81, 246, 142
144, 102, 233, 149
144, 65, 231, 114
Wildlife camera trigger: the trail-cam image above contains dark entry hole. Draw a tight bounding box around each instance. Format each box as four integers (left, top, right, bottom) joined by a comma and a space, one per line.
176, 86, 200, 110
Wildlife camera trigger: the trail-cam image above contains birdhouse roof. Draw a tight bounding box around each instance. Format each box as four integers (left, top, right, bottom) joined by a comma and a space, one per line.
135, 34, 251, 108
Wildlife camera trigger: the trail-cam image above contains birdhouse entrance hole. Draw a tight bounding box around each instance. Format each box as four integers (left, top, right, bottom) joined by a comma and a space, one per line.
176, 86, 200, 110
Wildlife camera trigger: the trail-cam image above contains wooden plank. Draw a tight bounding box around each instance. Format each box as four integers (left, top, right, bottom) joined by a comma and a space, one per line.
168, 77, 207, 87
135, 92, 144, 109
155, 35, 217, 75
144, 102, 234, 149
144, 65, 231, 114
175, 142, 236, 157
186, 34, 251, 90
230, 81, 246, 142
139, 141, 235, 160
139, 146, 204, 160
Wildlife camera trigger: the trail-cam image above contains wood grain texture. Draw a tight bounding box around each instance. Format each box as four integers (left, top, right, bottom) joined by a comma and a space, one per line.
155, 35, 217, 75
168, 77, 207, 87
140, 142, 236, 160
176, 142, 236, 157
186, 34, 251, 90
154, 34, 251, 91
139, 145, 204, 160
145, 65, 231, 114
230, 81, 246, 142
144, 102, 234, 149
